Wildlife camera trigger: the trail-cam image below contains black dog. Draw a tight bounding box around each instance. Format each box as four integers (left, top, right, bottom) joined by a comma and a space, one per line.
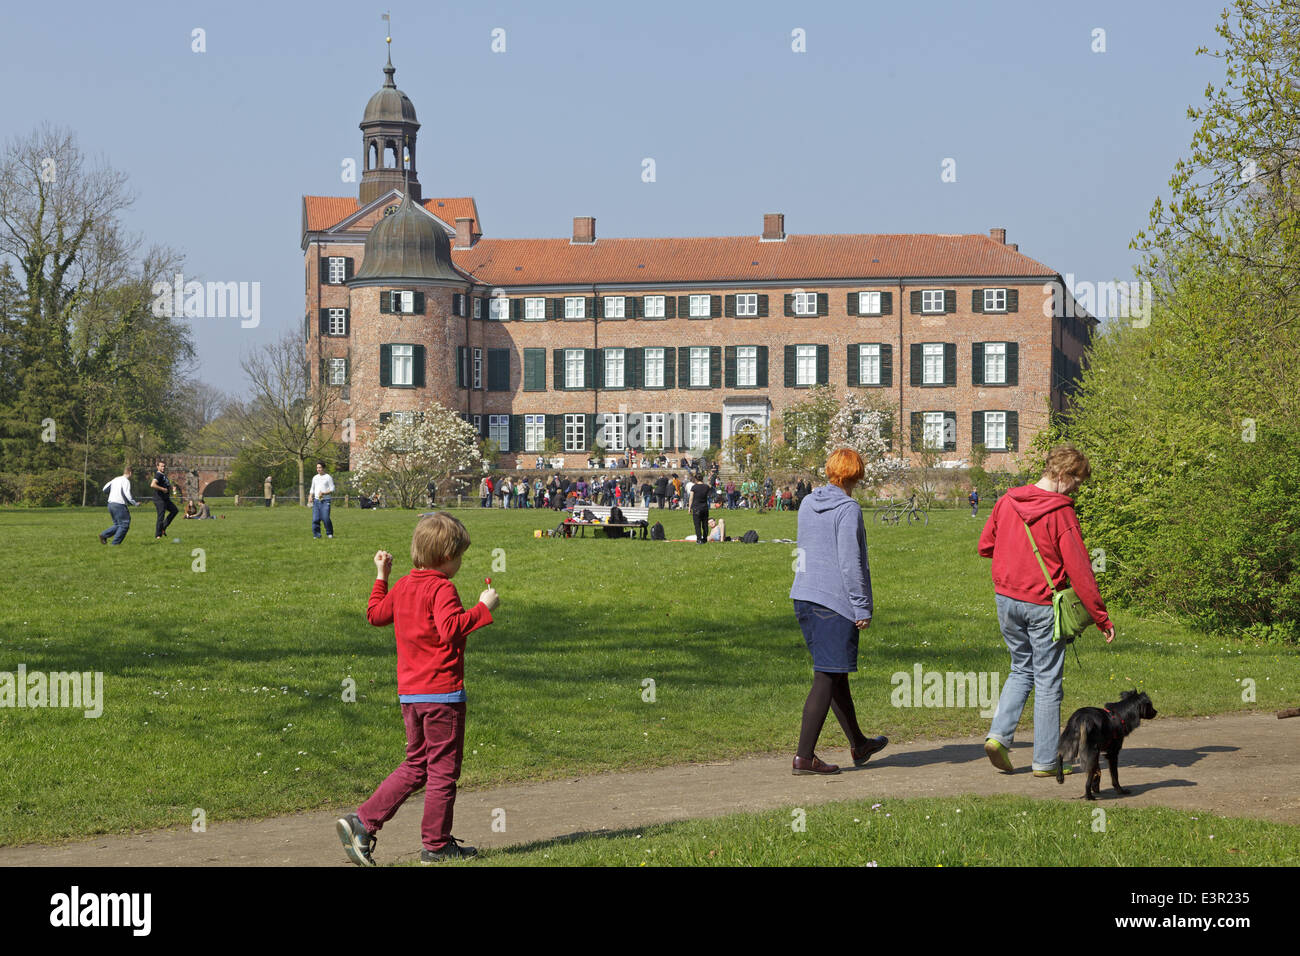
1056, 690, 1157, 800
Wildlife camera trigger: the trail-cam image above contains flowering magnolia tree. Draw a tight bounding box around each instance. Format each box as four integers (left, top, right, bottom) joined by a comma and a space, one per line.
351, 403, 482, 508
826, 391, 908, 489
779, 386, 907, 490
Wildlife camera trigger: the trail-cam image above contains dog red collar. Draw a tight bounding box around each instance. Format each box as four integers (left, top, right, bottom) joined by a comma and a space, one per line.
1103, 707, 1127, 741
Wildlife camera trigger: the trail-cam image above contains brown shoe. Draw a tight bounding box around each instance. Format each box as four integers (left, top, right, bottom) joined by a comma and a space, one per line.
851, 735, 889, 767
792, 755, 840, 775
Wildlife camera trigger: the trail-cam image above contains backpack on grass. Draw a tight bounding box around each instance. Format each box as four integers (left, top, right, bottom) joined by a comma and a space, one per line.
649, 521, 665, 540
741, 529, 759, 544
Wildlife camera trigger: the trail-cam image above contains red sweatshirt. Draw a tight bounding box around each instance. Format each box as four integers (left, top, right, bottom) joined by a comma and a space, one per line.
977, 485, 1112, 632
367, 569, 493, 696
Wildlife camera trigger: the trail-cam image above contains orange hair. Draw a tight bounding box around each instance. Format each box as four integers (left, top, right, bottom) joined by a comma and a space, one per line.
825, 447, 865, 489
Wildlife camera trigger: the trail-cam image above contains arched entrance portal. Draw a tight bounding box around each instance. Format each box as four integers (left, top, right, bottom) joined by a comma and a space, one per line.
730, 418, 760, 466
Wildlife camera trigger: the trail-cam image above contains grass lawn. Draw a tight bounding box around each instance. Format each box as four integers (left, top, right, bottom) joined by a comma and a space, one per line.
464, 795, 1300, 867
0, 501, 1293, 845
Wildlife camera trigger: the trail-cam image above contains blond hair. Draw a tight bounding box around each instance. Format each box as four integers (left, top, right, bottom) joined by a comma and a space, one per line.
411, 513, 471, 569
1043, 443, 1091, 485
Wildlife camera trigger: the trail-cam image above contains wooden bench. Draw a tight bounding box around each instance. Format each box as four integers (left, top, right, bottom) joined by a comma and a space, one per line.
562, 504, 651, 539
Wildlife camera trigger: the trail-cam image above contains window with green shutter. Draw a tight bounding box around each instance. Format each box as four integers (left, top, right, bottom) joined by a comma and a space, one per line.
523, 349, 545, 391
487, 349, 510, 391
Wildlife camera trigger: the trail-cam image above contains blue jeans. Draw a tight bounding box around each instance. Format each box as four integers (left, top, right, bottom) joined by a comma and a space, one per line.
312, 497, 333, 537
987, 593, 1064, 771
102, 502, 131, 544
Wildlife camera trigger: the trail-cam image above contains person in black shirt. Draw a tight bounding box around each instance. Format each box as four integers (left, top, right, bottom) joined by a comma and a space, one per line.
688, 474, 712, 544
151, 460, 179, 539
654, 474, 669, 508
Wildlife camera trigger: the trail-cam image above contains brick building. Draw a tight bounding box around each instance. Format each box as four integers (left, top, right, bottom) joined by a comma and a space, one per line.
303, 53, 1094, 470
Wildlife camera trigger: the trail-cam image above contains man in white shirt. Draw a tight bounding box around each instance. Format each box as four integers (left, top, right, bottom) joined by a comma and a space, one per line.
309, 461, 336, 539
100, 465, 139, 545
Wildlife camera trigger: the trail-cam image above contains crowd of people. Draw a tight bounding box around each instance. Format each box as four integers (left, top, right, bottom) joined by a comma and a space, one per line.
475, 469, 817, 513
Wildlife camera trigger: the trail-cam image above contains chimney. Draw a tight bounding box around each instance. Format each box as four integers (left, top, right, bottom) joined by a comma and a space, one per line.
762, 213, 785, 241
989, 227, 1006, 244
572, 216, 596, 244
454, 217, 475, 249
1009, 243, 1018, 251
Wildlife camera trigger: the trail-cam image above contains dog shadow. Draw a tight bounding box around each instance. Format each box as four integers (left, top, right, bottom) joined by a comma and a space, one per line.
862, 742, 1237, 777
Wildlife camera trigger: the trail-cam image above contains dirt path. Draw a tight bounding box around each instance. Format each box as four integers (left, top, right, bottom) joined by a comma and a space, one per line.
3, 712, 1296, 866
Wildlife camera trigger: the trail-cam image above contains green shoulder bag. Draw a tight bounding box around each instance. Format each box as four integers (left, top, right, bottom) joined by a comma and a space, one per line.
1022, 521, 1093, 643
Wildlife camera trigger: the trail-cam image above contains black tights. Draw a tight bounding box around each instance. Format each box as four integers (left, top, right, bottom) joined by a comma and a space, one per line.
797, 671, 866, 759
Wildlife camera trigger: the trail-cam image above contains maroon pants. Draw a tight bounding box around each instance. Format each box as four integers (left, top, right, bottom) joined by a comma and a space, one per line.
358, 701, 466, 852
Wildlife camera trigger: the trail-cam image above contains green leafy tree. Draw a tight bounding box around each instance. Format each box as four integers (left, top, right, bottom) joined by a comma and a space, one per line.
1074, 1, 1300, 637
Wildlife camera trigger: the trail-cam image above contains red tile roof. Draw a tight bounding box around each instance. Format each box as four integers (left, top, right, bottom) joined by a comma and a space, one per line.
448, 233, 1057, 286
303, 196, 480, 233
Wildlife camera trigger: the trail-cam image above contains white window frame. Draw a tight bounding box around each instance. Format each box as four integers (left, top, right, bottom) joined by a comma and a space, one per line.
922, 343, 944, 385
473, 297, 483, 320
327, 308, 347, 336
564, 349, 585, 389
524, 297, 545, 320
858, 291, 882, 315
396, 290, 415, 314
391, 345, 414, 386
642, 412, 664, 450
603, 296, 626, 319
472, 347, 483, 390
564, 296, 585, 320
794, 292, 818, 316
858, 344, 881, 386
643, 347, 665, 388
687, 412, 710, 451
564, 413, 585, 452
599, 413, 626, 451
983, 288, 1008, 313
735, 293, 758, 317
984, 411, 1007, 451
689, 347, 709, 387
921, 290, 946, 314
923, 411, 945, 450
643, 295, 666, 319
489, 414, 510, 452
328, 357, 347, 385
524, 414, 545, 452
736, 346, 757, 387
327, 257, 346, 284
604, 347, 625, 388
795, 345, 816, 386
489, 297, 510, 321
984, 342, 1006, 384
689, 294, 710, 317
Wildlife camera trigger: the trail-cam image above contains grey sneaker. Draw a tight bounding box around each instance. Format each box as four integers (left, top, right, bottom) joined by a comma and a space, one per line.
336, 813, 377, 867
420, 837, 478, 863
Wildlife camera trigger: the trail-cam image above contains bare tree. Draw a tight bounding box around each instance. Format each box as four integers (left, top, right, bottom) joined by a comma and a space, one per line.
232, 329, 344, 503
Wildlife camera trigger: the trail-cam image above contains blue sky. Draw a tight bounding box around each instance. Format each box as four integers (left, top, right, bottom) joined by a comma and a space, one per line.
1, 0, 1227, 394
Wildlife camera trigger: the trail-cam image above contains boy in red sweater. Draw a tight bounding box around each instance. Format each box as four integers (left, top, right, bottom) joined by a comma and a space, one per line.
336, 513, 499, 865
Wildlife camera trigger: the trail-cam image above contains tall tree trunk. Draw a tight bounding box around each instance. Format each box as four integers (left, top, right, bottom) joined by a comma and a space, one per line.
297, 456, 305, 506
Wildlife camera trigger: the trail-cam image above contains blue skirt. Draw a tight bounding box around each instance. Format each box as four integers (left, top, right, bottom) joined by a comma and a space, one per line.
793, 599, 859, 673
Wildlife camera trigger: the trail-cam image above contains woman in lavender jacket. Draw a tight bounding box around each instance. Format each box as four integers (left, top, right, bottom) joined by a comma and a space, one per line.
788, 448, 889, 775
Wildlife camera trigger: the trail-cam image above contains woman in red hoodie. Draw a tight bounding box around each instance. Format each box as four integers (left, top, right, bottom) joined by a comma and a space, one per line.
978, 444, 1114, 776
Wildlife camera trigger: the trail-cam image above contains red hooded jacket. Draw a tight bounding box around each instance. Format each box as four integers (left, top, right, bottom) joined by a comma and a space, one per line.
978, 485, 1111, 632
